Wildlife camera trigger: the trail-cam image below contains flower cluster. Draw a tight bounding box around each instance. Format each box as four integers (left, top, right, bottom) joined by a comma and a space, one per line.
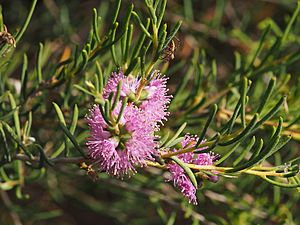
86, 71, 170, 177
167, 135, 218, 204
87, 70, 218, 204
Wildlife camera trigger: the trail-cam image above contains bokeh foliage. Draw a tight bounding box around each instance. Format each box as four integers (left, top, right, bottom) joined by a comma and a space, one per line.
0, 0, 300, 224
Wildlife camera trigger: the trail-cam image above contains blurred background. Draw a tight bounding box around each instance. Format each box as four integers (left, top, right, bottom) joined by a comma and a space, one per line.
0, 0, 299, 224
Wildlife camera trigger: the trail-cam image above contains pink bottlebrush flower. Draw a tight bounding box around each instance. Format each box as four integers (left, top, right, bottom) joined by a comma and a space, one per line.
167, 135, 217, 205
167, 152, 198, 204
103, 72, 139, 99
103, 71, 171, 125
194, 152, 216, 166
140, 72, 171, 124
86, 103, 156, 177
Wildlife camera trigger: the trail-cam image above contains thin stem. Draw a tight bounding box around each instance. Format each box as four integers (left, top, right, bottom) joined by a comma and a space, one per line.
0, 190, 23, 225
135, 79, 147, 101
13, 153, 291, 179
14, 154, 85, 165
242, 169, 285, 177
281, 1, 300, 44
161, 141, 215, 158
146, 161, 291, 178
15, 0, 38, 43
144, 61, 156, 78
161, 130, 240, 158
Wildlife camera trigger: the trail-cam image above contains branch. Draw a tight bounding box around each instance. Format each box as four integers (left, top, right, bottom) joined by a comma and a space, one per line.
13, 154, 85, 165
0, 190, 23, 225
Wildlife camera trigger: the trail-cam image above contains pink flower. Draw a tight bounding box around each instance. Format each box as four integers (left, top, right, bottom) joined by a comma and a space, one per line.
167, 135, 217, 204
87, 70, 171, 177
103, 71, 171, 125
140, 72, 171, 124
86, 103, 156, 177
103, 72, 139, 99
167, 152, 198, 204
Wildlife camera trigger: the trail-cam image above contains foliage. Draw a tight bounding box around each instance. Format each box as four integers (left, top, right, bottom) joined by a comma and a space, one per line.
0, 0, 300, 224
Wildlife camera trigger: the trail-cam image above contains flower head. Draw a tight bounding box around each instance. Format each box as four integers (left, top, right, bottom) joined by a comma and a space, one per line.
103, 71, 171, 125
86, 103, 156, 177
167, 135, 217, 204
167, 155, 198, 204
87, 70, 171, 177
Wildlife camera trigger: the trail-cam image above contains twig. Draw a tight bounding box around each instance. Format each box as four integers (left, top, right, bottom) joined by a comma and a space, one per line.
14, 154, 85, 165
0, 190, 23, 225
146, 161, 295, 178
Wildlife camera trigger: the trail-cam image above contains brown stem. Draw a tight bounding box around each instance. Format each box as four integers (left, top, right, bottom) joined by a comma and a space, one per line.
14, 154, 86, 165
0, 190, 23, 225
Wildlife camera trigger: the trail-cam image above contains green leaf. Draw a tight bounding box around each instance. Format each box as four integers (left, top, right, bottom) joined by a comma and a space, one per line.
110, 22, 119, 66
252, 96, 285, 132
1, 122, 32, 158
166, 211, 177, 225
111, 0, 121, 27
261, 176, 300, 188
281, 1, 300, 44
162, 21, 182, 50
8, 92, 21, 138
247, 24, 271, 70
20, 53, 28, 100
0, 6, 4, 31
256, 76, 276, 114
58, 122, 85, 158
0, 126, 11, 163
25, 111, 32, 137
196, 104, 218, 147
240, 77, 248, 127
132, 12, 152, 39
214, 142, 241, 166
70, 104, 78, 135
233, 136, 256, 166
219, 113, 259, 146
164, 122, 187, 148
159, 132, 170, 148
157, 23, 167, 57
131, 18, 150, 59
226, 138, 264, 173
123, 24, 133, 63
52, 103, 66, 126
164, 137, 184, 148
116, 97, 128, 124
157, 0, 167, 27
14, 0, 38, 43
73, 84, 94, 96
112, 81, 122, 110
0, 106, 19, 121
92, 8, 101, 43
36, 42, 43, 84
170, 156, 198, 189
